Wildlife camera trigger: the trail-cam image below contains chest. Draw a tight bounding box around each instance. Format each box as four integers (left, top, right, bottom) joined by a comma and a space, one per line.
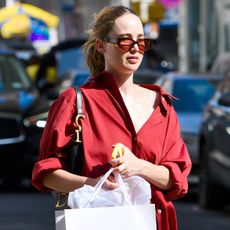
122, 92, 155, 133
82, 95, 166, 160
124, 98, 154, 133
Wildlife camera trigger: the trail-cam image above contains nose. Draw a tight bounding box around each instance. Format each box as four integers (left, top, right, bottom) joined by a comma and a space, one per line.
131, 42, 140, 52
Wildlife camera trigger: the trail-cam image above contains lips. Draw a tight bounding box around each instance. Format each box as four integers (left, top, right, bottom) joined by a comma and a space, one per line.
127, 56, 139, 64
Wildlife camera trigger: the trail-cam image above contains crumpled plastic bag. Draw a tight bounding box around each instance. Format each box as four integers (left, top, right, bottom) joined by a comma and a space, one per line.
68, 168, 151, 209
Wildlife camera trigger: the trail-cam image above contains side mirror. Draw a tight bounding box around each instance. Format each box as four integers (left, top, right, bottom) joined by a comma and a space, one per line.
218, 93, 230, 106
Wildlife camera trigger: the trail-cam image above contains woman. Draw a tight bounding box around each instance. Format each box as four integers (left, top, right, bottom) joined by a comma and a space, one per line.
32, 5, 192, 230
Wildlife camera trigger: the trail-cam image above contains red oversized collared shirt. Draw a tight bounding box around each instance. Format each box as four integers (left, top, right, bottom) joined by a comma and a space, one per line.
32, 71, 192, 230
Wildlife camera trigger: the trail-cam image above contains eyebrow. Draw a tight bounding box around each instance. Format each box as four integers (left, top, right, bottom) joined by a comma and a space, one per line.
117, 33, 145, 38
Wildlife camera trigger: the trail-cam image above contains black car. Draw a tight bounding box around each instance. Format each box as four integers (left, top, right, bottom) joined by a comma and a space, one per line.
155, 72, 221, 185
199, 73, 230, 209
0, 47, 50, 187
35, 38, 89, 94
0, 39, 37, 62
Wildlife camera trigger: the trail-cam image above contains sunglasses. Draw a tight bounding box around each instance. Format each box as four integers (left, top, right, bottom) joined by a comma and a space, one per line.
104, 36, 152, 52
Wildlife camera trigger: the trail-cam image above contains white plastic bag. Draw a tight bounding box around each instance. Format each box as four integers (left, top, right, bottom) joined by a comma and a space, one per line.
68, 168, 151, 209
57, 169, 156, 230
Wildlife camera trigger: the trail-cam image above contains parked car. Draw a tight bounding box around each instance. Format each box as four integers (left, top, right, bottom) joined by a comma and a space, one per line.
0, 39, 37, 62
140, 45, 175, 73
133, 45, 174, 85
0, 47, 50, 187
133, 68, 162, 84
154, 72, 221, 183
199, 73, 230, 209
35, 38, 90, 95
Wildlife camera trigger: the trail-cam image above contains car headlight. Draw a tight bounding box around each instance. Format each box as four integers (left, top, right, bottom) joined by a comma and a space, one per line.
23, 112, 48, 128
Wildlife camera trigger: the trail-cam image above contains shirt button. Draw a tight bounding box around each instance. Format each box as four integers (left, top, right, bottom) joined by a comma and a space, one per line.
157, 209, 162, 214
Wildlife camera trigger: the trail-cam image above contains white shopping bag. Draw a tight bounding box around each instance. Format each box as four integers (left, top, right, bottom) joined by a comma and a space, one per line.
55, 204, 156, 230
68, 168, 152, 208
55, 168, 157, 230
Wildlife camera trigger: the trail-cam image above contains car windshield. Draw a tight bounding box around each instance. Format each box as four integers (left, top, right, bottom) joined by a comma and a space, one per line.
172, 78, 216, 112
56, 47, 88, 77
0, 56, 32, 92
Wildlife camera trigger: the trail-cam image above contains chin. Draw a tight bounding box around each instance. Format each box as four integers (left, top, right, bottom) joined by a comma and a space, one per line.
123, 70, 135, 77
127, 66, 139, 73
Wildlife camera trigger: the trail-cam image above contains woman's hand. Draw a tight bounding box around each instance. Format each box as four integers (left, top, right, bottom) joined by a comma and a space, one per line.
109, 143, 173, 190
110, 143, 144, 178
103, 175, 119, 189
86, 174, 118, 190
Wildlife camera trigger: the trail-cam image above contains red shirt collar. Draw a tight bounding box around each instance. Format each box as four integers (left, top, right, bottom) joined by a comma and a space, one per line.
85, 71, 173, 115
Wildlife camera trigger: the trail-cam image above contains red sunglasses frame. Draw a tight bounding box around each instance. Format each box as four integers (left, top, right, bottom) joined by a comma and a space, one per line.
104, 36, 152, 52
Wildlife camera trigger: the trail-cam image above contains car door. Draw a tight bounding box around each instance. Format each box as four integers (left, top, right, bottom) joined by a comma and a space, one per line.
211, 75, 230, 188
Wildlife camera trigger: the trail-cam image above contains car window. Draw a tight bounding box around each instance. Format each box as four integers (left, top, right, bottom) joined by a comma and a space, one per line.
0, 56, 32, 92
55, 48, 88, 77
173, 79, 216, 112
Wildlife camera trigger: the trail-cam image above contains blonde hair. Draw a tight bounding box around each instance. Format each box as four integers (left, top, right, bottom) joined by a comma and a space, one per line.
83, 6, 137, 76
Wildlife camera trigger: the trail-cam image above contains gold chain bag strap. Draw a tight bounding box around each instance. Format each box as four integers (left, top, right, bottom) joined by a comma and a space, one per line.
55, 86, 85, 209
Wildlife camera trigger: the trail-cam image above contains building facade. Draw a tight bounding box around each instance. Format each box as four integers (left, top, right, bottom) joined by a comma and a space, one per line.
2, 0, 230, 72
179, 0, 230, 72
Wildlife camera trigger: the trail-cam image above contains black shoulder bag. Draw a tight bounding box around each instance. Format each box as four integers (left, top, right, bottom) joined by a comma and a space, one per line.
55, 86, 85, 209
68, 86, 85, 174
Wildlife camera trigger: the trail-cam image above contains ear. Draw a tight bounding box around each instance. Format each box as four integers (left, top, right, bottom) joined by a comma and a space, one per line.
96, 39, 106, 54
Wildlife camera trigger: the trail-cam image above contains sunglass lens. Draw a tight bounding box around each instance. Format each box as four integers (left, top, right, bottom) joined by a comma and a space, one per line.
117, 38, 152, 52
118, 38, 133, 51
138, 39, 146, 51
142, 39, 152, 51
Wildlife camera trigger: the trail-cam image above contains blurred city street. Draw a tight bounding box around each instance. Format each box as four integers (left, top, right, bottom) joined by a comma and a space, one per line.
0, 190, 55, 230
0, 190, 230, 230
1, 0, 230, 229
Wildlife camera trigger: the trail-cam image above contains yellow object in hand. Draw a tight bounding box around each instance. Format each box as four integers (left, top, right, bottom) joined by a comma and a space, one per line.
112, 143, 124, 159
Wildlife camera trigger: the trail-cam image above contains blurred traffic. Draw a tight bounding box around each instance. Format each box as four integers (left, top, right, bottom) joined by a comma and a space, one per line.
199, 73, 230, 210
155, 72, 221, 182
0, 0, 230, 216
0, 45, 49, 188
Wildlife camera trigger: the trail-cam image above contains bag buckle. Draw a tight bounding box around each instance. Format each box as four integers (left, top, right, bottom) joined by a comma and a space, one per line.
75, 114, 85, 143
55, 192, 68, 208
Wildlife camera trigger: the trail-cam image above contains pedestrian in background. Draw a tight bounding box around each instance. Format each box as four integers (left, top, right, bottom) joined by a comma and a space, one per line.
32, 5, 192, 230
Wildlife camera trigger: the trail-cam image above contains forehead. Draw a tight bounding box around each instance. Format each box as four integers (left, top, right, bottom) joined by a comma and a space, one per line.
112, 13, 144, 35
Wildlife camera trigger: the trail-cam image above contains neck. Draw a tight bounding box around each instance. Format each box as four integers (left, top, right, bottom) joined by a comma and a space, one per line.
107, 70, 135, 89
118, 78, 136, 96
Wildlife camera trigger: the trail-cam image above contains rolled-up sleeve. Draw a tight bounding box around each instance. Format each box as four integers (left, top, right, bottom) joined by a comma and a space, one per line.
32, 157, 68, 192
161, 139, 192, 200
160, 105, 192, 201
32, 88, 77, 192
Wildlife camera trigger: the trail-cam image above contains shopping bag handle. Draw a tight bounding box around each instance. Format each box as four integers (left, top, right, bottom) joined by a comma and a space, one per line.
113, 170, 132, 205
84, 168, 132, 208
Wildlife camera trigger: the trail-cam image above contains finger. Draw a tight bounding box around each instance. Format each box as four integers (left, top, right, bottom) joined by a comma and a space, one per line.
103, 180, 118, 190
116, 163, 127, 173
109, 157, 124, 167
